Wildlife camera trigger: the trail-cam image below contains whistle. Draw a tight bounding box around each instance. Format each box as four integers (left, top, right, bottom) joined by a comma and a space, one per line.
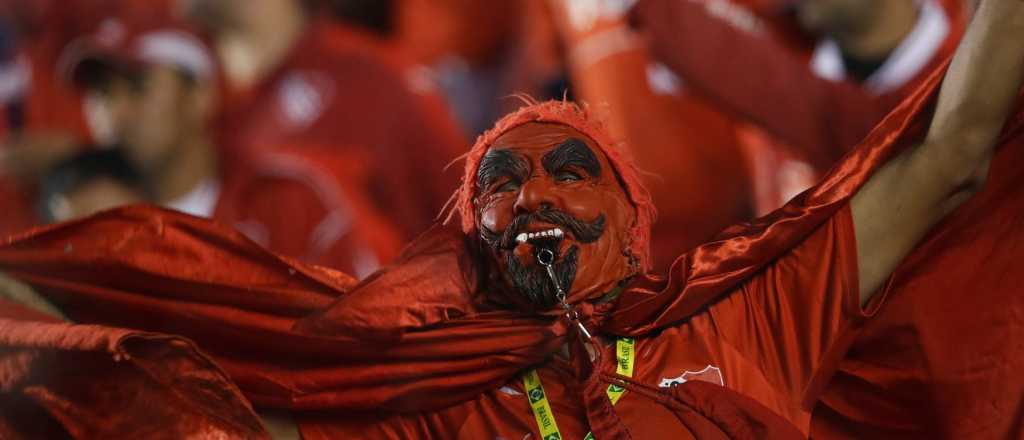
536, 248, 556, 266
535, 248, 565, 302
534, 247, 593, 341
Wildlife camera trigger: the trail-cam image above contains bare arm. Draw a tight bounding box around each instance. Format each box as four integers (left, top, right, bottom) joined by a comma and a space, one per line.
853, 0, 1024, 303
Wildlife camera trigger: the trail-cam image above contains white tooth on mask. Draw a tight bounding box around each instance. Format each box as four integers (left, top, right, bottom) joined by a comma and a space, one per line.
518, 228, 566, 244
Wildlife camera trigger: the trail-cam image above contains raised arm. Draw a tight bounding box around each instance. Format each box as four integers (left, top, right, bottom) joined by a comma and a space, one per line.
852, 0, 1024, 303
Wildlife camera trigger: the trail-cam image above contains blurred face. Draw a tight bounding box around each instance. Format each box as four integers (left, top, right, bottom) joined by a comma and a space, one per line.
103, 66, 203, 171
797, 0, 879, 36
129, 67, 194, 168
474, 122, 635, 311
96, 71, 141, 142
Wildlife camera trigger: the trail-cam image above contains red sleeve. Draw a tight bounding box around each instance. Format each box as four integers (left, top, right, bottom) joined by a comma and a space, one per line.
705, 203, 885, 407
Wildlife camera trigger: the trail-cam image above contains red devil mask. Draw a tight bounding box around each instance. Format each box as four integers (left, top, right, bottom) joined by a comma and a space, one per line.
450, 100, 656, 310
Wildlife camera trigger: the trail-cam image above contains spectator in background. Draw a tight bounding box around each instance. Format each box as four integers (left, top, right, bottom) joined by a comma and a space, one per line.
63, 18, 223, 218
62, 17, 405, 277
798, 0, 962, 88
632, 0, 968, 211
0, 0, 178, 236
184, 0, 468, 243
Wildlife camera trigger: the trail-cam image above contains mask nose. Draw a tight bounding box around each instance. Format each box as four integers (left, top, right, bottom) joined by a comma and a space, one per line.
513, 177, 557, 216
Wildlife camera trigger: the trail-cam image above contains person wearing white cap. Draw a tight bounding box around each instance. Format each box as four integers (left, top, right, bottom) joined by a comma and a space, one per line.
61, 17, 401, 279
62, 18, 221, 218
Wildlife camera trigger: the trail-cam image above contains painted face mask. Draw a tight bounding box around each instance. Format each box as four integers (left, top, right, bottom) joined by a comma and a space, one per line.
451, 101, 656, 311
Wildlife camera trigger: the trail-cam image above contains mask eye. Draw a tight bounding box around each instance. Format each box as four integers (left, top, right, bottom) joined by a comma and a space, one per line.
555, 170, 583, 183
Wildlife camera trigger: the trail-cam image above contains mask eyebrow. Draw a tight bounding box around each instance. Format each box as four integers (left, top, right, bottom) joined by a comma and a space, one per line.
542, 138, 602, 178
477, 149, 529, 189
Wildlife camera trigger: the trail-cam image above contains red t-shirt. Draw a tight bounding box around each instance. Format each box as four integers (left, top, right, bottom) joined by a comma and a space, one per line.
298, 204, 868, 438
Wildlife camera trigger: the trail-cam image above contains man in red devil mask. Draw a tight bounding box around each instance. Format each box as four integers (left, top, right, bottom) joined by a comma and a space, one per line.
1, 1, 1024, 438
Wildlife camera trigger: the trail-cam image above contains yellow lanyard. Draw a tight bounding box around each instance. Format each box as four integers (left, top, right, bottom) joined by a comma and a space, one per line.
523, 337, 636, 440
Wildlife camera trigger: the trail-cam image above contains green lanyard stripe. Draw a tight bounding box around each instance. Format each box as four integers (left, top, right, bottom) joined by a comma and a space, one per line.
524, 338, 635, 440
523, 369, 563, 440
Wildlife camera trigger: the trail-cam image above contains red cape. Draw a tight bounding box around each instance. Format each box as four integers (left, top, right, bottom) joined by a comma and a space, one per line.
2, 63, 1023, 437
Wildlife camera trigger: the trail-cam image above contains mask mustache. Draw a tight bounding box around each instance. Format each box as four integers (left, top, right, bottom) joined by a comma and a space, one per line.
496, 209, 605, 251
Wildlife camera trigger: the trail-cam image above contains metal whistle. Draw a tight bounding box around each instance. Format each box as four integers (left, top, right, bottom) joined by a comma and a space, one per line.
536, 248, 594, 341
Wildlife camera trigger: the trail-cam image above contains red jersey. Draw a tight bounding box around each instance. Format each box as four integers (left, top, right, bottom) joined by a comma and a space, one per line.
216, 20, 467, 242
214, 148, 406, 277
810, 105, 1024, 438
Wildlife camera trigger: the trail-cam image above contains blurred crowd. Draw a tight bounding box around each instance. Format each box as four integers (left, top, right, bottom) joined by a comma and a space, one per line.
0, 0, 975, 276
